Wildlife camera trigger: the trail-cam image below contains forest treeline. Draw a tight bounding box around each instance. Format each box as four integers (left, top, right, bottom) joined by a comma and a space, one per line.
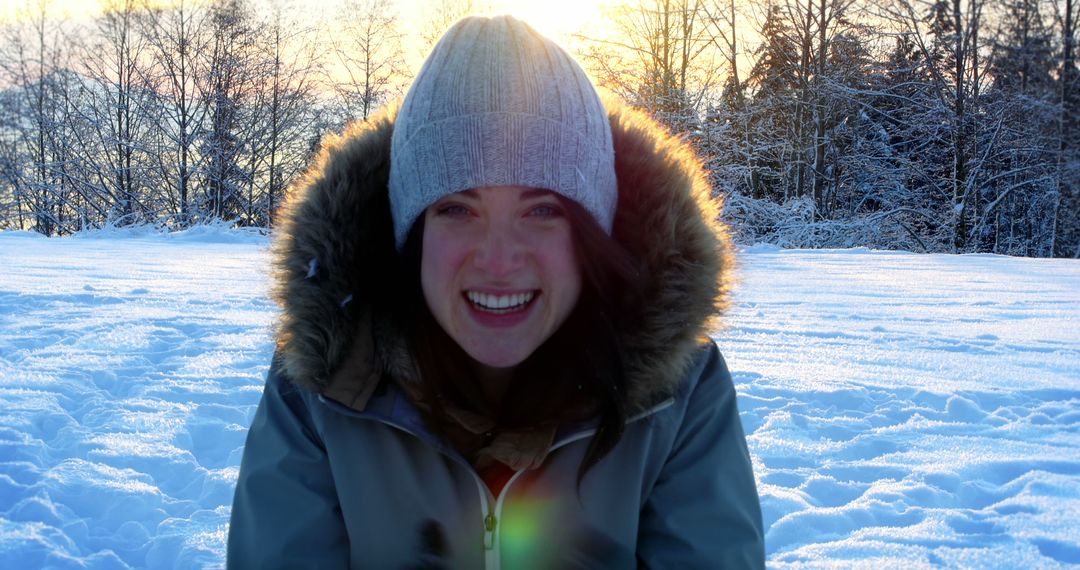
1, 0, 1078, 257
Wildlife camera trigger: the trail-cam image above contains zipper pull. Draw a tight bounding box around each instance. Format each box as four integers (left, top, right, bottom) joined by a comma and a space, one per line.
483, 512, 497, 549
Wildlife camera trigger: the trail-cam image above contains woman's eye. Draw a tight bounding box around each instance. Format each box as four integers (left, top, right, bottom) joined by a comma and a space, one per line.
435, 204, 471, 217
528, 204, 563, 218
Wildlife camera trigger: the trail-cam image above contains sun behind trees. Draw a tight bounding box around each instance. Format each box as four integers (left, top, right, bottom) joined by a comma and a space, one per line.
0, 0, 1077, 257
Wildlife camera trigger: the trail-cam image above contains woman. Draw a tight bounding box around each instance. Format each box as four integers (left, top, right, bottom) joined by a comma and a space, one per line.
228, 15, 764, 569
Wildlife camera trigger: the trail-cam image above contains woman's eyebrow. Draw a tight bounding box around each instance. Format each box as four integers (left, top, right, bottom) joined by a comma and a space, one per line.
520, 189, 555, 200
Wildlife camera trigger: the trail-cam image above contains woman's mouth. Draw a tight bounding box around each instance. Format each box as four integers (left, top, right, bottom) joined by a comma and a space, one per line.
464, 290, 538, 315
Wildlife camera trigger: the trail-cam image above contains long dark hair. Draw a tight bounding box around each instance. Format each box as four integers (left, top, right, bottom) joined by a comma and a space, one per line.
393, 194, 645, 485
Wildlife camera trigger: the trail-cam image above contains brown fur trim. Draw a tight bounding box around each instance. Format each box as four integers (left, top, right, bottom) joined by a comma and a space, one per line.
606, 102, 735, 412
271, 106, 398, 391
270, 99, 733, 415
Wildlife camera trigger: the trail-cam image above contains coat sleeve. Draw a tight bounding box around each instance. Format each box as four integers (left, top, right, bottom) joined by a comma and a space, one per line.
636, 344, 765, 569
227, 357, 350, 569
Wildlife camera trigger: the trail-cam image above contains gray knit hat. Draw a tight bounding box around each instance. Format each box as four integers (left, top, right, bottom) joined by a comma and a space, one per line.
389, 15, 617, 249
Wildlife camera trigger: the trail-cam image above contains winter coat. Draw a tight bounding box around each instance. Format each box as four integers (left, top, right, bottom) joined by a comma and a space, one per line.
227, 100, 765, 569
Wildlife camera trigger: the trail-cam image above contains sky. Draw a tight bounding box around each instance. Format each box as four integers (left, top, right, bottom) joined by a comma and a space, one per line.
399, 0, 608, 41
0, 0, 618, 89
0, 0, 610, 40
0, 0, 768, 97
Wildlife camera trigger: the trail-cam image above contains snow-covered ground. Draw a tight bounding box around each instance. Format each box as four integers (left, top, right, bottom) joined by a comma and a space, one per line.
0, 231, 1077, 569
721, 245, 1080, 568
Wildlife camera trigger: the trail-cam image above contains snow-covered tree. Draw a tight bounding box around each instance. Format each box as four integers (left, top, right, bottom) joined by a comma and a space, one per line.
0, 0, 83, 234
239, 2, 322, 227
579, 0, 720, 132
141, 0, 210, 228
199, 0, 257, 222
330, 0, 407, 124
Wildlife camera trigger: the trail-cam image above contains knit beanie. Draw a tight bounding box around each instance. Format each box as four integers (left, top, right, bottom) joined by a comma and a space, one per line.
388, 15, 617, 249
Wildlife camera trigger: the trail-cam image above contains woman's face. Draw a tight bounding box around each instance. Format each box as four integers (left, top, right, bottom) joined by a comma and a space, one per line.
421, 185, 582, 370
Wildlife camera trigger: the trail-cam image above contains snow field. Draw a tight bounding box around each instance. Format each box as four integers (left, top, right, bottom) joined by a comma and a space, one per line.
0, 232, 1078, 568
0, 232, 273, 569
718, 247, 1080, 568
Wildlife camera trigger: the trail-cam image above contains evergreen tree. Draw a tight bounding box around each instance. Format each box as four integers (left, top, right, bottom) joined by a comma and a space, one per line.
746, 3, 803, 202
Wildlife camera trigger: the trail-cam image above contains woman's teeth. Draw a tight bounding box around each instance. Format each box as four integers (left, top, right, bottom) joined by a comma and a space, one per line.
466, 291, 536, 313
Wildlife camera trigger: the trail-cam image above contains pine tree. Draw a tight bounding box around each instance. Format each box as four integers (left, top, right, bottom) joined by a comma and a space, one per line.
746, 3, 803, 202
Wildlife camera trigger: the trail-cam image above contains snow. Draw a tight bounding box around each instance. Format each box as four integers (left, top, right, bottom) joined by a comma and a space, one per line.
0, 230, 271, 569
1, 231, 1078, 568
718, 247, 1080, 568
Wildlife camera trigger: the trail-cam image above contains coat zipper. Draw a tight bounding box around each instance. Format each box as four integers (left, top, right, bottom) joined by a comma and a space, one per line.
489, 469, 528, 567
318, 393, 674, 569
319, 395, 506, 568
465, 469, 499, 568
475, 398, 674, 569
484, 514, 498, 569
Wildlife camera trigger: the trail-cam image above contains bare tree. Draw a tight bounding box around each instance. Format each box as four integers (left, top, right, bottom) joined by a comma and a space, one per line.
74, 0, 159, 226
140, 0, 210, 227
0, 88, 17, 230
331, 0, 406, 123
417, 0, 493, 57
578, 0, 720, 130
242, 1, 322, 226
750, 0, 859, 210
807, 0, 861, 211
0, 0, 102, 234
199, 0, 258, 222
1051, 0, 1080, 256
704, 0, 748, 109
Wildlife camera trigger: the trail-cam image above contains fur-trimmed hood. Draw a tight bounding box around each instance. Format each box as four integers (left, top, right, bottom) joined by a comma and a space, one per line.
270, 99, 733, 416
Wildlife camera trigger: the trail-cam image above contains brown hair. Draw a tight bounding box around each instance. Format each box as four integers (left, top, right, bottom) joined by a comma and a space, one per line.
392, 194, 645, 484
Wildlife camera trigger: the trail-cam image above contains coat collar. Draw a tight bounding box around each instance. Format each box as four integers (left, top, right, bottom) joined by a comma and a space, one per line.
269, 99, 733, 418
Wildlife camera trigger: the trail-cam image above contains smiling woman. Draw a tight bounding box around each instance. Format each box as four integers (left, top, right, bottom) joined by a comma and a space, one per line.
227, 13, 764, 569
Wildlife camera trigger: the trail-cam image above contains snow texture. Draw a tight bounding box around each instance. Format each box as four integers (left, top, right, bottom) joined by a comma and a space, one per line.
719, 247, 1080, 569
0, 231, 1078, 568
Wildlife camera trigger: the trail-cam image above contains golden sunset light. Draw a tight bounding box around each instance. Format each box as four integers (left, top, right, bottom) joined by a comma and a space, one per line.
1, 0, 91, 24
3, 0, 608, 37
423, 0, 607, 41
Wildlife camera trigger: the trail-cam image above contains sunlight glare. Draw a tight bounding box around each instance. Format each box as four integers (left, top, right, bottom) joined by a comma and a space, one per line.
483, 0, 606, 42
3, 0, 608, 43
397, 0, 607, 44
1, 0, 203, 25
1, 0, 97, 24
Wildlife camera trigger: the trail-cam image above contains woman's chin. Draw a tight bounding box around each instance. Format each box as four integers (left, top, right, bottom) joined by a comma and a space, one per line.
462, 345, 530, 371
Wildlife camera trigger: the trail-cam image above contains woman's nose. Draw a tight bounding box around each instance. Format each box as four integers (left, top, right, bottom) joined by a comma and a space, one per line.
472, 223, 523, 276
